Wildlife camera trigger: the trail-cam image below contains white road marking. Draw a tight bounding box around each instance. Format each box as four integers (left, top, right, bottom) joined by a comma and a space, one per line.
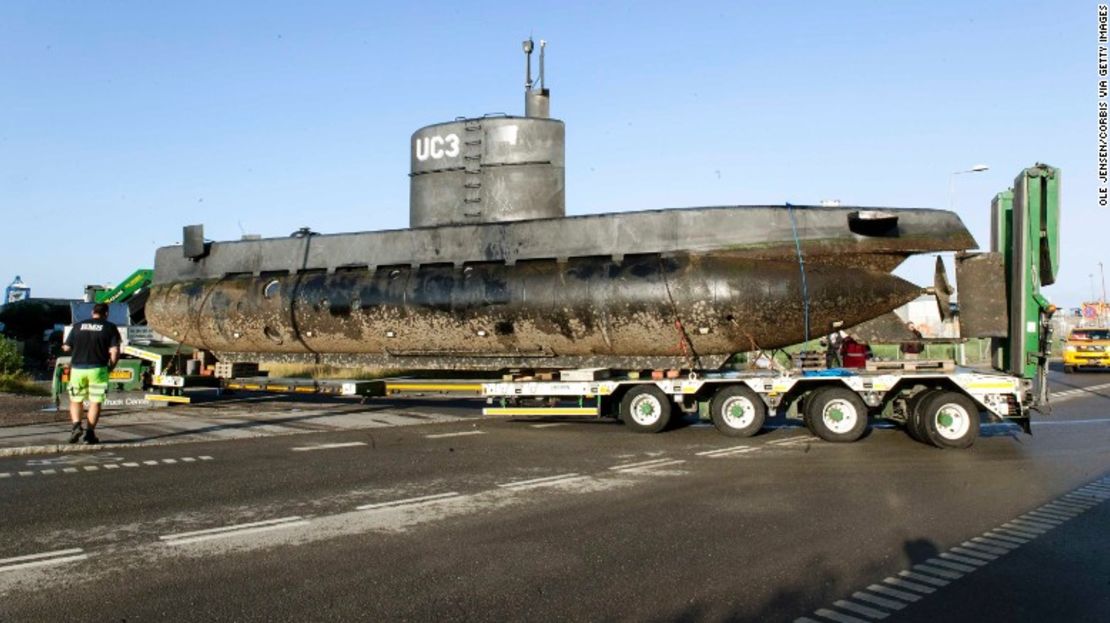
0, 473, 9, 478
1035, 418, 1110, 425
497, 473, 587, 490
814, 607, 868, 623
1048, 501, 1090, 512
357, 492, 462, 511
696, 445, 757, 457
18, 471, 34, 476
993, 526, 1039, 540
609, 458, 674, 470
961, 540, 1008, 556
1062, 496, 1101, 508
0, 548, 88, 573
143, 460, 159, 466
898, 570, 948, 587
83, 466, 99, 471
851, 591, 904, 611
199, 456, 214, 460
768, 436, 813, 445
882, 577, 934, 594
1031, 507, 1076, 520
161, 516, 310, 546
912, 563, 962, 580
983, 531, 1028, 545
62, 467, 78, 473
708, 447, 760, 458
425, 430, 485, 439
939, 552, 987, 567
614, 459, 686, 472
925, 558, 976, 573
161, 458, 178, 464
530, 423, 568, 428
103, 464, 119, 470
40, 469, 56, 475
1022, 511, 1063, 524
1002, 521, 1046, 534
122, 462, 139, 467
291, 442, 368, 452
972, 536, 1019, 550
1009, 517, 1054, 531
867, 583, 920, 602
1011, 517, 1056, 530
832, 599, 888, 619
608, 457, 683, 470
950, 546, 997, 561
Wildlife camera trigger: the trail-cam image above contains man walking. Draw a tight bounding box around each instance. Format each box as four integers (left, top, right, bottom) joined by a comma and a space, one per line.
62, 303, 121, 444
901, 322, 925, 360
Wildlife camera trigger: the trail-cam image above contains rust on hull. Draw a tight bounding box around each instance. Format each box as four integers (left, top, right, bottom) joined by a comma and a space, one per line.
147, 253, 922, 370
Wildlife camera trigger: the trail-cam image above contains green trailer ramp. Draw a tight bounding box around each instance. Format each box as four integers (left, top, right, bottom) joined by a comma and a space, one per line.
990, 164, 1059, 403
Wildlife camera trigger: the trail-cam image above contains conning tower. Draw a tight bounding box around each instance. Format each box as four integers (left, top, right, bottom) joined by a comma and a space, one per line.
409, 38, 565, 228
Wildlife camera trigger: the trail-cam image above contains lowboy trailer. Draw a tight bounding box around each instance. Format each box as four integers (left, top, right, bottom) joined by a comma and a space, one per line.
480, 366, 1026, 449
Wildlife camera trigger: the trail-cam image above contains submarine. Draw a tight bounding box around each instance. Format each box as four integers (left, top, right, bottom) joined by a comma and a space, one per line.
146, 39, 976, 371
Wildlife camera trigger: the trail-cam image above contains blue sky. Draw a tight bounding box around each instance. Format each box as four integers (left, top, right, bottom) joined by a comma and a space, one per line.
0, 1, 1097, 305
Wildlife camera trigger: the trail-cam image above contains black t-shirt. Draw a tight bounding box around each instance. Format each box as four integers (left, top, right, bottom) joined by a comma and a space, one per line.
65, 317, 122, 368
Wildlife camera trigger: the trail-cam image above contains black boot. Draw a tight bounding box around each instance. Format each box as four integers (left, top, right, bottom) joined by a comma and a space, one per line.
68, 422, 83, 444
83, 427, 99, 445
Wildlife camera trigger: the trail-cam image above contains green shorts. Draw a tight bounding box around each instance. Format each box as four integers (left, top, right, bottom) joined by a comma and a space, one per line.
68, 367, 110, 404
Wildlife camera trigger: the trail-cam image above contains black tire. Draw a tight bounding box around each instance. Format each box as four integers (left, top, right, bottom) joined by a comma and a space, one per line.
619, 385, 672, 433
804, 386, 869, 443
1063, 365, 1075, 374
905, 389, 940, 443
709, 385, 766, 438
919, 391, 980, 449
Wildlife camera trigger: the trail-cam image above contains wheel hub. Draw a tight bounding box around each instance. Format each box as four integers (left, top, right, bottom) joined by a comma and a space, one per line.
822, 399, 857, 434
935, 404, 971, 440
629, 395, 662, 426
722, 397, 754, 428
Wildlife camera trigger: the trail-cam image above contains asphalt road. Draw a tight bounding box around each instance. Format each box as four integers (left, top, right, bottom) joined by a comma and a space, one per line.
1, 368, 1108, 622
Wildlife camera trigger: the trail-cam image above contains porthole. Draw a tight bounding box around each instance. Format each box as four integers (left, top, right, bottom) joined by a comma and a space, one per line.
263, 326, 283, 345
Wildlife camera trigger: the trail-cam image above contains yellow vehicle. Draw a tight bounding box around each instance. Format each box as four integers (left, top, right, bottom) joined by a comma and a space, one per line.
1063, 328, 1110, 372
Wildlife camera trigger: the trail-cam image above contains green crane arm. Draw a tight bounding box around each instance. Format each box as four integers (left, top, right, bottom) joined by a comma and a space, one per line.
94, 269, 153, 304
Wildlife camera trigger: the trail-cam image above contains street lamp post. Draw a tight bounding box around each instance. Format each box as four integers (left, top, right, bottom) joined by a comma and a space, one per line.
947, 165, 989, 365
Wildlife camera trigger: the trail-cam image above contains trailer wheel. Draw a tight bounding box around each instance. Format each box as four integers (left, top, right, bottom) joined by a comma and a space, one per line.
620, 385, 672, 433
904, 389, 941, 443
804, 387, 868, 443
920, 391, 980, 449
709, 385, 766, 438
1063, 365, 1075, 374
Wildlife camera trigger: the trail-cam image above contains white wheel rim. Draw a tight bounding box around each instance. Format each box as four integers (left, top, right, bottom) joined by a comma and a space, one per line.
822, 399, 858, 434
934, 403, 971, 440
721, 396, 756, 430
629, 394, 663, 426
